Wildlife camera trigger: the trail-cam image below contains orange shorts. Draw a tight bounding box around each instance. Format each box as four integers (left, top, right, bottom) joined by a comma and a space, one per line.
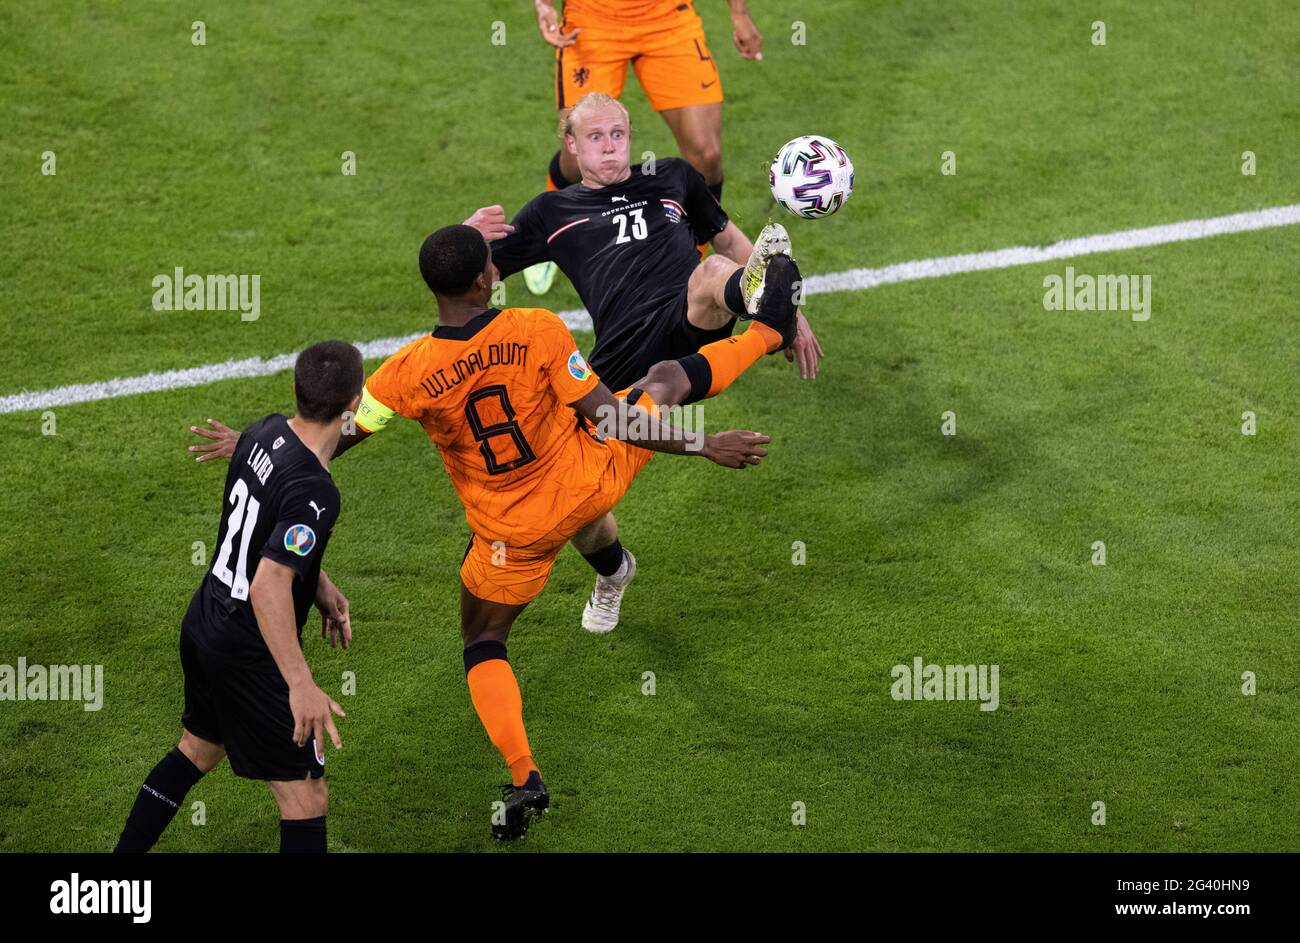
459, 390, 659, 605
555, 2, 723, 112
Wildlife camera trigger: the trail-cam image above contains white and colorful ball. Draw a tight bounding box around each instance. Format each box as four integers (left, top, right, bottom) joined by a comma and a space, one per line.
769, 135, 854, 219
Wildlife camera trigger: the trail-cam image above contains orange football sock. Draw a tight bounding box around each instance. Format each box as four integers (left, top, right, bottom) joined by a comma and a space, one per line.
697, 322, 781, 398
466, 657, 538, 786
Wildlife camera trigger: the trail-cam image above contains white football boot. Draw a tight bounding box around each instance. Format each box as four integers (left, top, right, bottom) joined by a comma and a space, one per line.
739, 222, 792, 316
581, 550, 636, 634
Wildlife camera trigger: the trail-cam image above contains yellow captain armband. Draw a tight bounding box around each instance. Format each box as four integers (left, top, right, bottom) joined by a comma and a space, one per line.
355, 386, 397, 433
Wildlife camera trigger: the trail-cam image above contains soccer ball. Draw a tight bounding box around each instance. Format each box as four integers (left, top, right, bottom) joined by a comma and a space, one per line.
769, 135, 854, 219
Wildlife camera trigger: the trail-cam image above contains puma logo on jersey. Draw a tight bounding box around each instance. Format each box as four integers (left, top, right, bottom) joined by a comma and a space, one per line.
309, 500, 326, 520
611, 195, 628, 203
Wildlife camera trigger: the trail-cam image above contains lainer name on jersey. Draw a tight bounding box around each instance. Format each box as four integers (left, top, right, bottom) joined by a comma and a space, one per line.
246, 442, 275, 485
420, 341, 529, 399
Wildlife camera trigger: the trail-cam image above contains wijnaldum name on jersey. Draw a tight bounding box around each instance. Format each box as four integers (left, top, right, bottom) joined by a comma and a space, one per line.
420, 341, 530, 399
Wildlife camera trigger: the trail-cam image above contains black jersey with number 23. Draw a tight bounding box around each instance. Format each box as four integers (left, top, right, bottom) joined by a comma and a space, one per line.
490, 158, 730, 385
183, 414, 339, 670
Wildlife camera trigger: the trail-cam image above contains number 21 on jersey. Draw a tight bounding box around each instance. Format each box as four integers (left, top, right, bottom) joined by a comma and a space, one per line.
212, 477, 260, 600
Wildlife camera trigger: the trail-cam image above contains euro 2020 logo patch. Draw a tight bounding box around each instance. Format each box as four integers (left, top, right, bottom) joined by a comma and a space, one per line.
284, 524, 316, 556
567, 350, 592, 382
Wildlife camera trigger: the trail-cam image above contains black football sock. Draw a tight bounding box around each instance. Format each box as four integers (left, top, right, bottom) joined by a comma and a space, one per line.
549, 151, 577, 189
114, 748, 205, 853
722, 267, 747, 316
582, 539, 625, 577
675, 352, 713, 405
708, 179, 724, 204
280, 815, 327, 853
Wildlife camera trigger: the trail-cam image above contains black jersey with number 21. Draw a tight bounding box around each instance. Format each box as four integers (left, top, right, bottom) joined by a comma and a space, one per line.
182, 414, 339, 670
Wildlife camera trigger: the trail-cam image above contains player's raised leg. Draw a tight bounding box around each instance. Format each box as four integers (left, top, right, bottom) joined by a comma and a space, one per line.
266, 776, 329, 853
114, 729, 224, 852
678, 247, 802, 402
686, 222, 791, 329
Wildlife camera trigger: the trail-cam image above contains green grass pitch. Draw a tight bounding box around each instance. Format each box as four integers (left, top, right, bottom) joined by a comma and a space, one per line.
1, 0, 1297, 851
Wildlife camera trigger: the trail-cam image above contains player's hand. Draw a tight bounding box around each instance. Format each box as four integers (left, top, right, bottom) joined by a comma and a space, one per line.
702, 430, 769, 468
731, 11, 763, 60
315, 575, 352, 650
189, 418, 240, 463
463, 205, 515, 242
289, 680, 345, 751
535, 1, 580, 47
785, 310, 824, 379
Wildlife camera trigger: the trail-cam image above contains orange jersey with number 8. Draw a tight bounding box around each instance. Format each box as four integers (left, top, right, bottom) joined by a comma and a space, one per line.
356, 307, 609, 543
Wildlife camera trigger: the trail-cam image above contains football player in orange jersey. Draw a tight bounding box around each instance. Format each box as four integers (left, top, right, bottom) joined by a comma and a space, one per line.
189, 223, 800, 839
522, 0, 763, 294
467, 93, 821, 638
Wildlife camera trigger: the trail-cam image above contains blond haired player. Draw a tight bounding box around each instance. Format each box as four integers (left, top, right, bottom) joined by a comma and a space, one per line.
464, 94, 822, 633
523, 0, 763, 294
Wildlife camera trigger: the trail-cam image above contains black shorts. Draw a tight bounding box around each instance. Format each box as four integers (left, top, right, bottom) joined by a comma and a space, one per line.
589, 289, 737, 393
179, 629, 325, 781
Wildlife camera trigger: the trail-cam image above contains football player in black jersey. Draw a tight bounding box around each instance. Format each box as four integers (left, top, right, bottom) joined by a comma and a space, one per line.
114, 341, 363, 854
464, 92, 824, 393
464, 92, 820, 632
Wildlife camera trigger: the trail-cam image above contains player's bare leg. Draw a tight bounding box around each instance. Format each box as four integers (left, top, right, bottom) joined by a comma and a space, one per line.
686, 220, 791, 330
459, 585, 549, 839
572, 512, 636, 633
178, 729, 226, 773
267, 777, 328, 820
114, 729, 223, 852
659, 103, 724, 187
685, 252, 744, 331
662, 104, 725, 255
563, 367, 693, 636
267, 776, 329, 853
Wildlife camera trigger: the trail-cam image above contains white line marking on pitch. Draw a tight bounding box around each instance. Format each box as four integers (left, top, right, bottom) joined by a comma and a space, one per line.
4, 203, 1298, 415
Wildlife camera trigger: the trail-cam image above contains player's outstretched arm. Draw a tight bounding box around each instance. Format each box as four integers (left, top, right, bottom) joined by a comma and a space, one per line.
188, 417, 374, 462
570, 383, 769, 468
250, 559, 345, 751
332, 424, 372, 459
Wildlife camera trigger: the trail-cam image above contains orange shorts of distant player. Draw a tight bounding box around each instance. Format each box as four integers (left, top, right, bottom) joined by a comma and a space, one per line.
555, 0, 724, 112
